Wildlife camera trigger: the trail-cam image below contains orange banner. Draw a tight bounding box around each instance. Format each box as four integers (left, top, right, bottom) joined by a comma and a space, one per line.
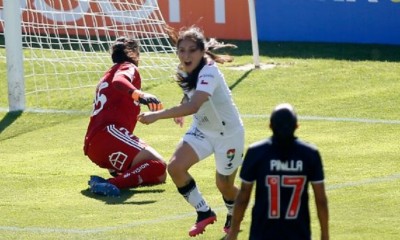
159, 0, 251, 40
0, 0, 251, 40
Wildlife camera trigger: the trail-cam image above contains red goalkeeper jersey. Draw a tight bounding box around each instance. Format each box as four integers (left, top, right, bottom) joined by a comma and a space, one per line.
84, 62, 141, 151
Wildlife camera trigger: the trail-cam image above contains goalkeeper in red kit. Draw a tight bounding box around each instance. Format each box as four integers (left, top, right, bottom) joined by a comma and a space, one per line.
83, 37, 166, 197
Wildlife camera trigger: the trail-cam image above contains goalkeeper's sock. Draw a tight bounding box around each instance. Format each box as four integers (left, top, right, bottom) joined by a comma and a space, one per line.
177, 179, 210, 212
108, 159, 166, 189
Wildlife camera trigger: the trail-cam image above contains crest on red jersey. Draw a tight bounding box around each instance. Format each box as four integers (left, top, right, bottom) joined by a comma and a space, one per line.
109, 151, 128, 171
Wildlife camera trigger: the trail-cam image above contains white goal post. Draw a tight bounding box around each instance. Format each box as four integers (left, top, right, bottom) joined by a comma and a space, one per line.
248, 0, 260, 68
0, 0, 177, 112
3, 0, 25, 112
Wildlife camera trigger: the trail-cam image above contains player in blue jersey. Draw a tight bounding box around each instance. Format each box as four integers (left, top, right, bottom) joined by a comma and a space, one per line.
225, 103, 329, 240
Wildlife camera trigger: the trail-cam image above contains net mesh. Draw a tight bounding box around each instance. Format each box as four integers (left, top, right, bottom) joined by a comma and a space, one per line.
0, 0, 177, 111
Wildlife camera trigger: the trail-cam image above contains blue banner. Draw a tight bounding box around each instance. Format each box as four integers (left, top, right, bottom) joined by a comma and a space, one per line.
256, 0, 400, 45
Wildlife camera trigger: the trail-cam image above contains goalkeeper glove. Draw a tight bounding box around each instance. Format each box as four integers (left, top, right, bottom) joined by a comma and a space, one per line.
132, 90, 163, 111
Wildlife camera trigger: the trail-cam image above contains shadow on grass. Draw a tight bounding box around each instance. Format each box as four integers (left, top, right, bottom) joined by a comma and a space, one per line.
81, 188, 165, 205
227, 41, 400, 62
0, 110, 23, 134
229, 69, 252, 91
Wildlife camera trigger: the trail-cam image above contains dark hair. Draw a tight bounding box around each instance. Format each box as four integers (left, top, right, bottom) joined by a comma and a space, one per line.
166, 26, 237, 91
270, 104, 298, 161
270, 103, 298, 141
176, 58, 206, 91
110, 37, 140, 66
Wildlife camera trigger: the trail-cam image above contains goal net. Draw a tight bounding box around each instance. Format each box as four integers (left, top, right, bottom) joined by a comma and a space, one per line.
0, 0, 177, 112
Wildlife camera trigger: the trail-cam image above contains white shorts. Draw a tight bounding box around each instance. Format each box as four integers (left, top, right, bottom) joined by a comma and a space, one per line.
182, 125, 244, 176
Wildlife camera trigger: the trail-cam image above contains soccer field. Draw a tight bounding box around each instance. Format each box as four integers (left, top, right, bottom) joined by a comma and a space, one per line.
1, 42, 400, 239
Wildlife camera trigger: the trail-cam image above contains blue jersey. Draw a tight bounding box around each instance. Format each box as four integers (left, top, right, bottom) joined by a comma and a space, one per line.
240, 137, 324, 240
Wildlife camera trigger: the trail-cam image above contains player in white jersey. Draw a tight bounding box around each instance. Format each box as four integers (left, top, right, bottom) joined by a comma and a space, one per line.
139, 26, 244, 237
187, 62, 243, 138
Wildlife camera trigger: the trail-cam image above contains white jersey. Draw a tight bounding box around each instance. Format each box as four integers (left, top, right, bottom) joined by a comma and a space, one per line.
185, 62, 243, 138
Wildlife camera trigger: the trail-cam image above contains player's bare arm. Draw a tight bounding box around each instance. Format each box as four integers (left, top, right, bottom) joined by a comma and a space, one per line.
138, 90, 209, 124
225, 182, 253, 240
173, 94, 190, 127
312, 182, 329, 240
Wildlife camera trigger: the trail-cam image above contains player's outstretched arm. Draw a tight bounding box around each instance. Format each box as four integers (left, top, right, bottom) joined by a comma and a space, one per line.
132, 90, 163, 111
138, 90, 208, 125
111, 72, 163, 111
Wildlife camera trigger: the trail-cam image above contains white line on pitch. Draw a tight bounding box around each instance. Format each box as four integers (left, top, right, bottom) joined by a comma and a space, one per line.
1, 108, 400, 124
241, 114, 400, 124
0, 173, 399, 234
326, 173, 400, 190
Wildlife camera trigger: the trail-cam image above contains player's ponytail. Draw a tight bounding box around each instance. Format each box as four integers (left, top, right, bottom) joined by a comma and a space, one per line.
204, 38, 236, 64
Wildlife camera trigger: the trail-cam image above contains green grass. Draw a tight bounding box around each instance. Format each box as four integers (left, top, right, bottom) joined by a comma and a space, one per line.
1, 41, 400, 239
